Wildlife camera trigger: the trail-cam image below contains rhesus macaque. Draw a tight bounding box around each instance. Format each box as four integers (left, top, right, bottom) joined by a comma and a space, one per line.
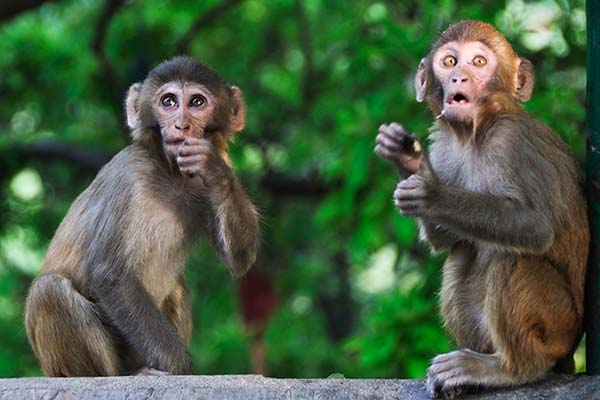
25, 56, 259, 376
375, 21, 588, 398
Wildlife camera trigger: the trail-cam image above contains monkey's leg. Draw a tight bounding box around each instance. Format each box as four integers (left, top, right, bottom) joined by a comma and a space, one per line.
125, 276, 193, 376
438, 244, 492, 352
428, 256, 580, 399
162, 274, 192, 346
25, 273, 120, 376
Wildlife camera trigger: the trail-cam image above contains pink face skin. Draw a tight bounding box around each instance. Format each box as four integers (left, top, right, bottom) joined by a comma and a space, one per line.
432, 41, 498, 123
152, 82, 217, 157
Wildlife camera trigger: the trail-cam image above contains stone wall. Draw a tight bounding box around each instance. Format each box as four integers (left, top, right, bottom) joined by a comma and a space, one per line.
0, 374, 599, 399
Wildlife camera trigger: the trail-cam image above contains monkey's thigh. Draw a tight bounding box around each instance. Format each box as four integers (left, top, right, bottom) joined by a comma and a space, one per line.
161, 274, 192, 346
485, 256, 580, 378
25, 273, 120, 376
440, 245, 492, 351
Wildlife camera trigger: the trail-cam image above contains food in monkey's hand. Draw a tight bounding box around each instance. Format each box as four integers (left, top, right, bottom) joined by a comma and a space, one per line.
412, 140, 422, 153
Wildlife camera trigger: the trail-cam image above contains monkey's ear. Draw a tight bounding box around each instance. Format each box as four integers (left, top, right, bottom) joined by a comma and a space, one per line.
515, 58, 534, 102
126, 83, 142, 129
229, 86, 245, 133
415, 58, 429, 103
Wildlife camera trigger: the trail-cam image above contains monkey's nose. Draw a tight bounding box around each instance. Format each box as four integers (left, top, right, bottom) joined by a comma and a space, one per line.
175, 123, 191, 131
452, 77, 468, 83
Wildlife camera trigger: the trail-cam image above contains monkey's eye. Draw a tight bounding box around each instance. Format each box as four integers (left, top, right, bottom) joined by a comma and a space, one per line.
161, 94, 177, 108
442, 55, 457, 67
190, 95, 206, 108
472, 56, 487, 66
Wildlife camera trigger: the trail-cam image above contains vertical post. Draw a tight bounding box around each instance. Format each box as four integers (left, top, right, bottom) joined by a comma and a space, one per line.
586, 0, 600, 374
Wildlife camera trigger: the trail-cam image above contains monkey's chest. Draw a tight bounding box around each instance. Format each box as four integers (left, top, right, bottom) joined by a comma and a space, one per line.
431, 149, 500, 193
127, 201, 192, 304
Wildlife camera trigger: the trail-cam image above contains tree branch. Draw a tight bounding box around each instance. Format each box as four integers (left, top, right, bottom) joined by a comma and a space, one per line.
4, 141, 338, 198
176, 0, 244, 54
91, 0, 129, 141
260, 171, 337, 198
294, 0, 315, 111
91, 0, 125, 83
8, 141, 112, 173
0, 0, 58, 22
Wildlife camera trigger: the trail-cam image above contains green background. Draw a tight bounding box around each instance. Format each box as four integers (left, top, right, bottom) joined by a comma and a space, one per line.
0, 0, 587, 377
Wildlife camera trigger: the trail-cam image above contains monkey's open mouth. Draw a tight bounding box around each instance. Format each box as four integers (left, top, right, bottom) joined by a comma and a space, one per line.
447, 93, 470, 105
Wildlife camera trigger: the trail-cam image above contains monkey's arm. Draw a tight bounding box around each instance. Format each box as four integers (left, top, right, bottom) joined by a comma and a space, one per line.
207, 174, 259, 278
177, 137, 259, 277
396, 176, 553, 252
435, 186, 553, 252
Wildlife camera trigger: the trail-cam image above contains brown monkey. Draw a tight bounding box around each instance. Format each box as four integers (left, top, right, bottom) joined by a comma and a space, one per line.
375, 21, 588, 398
25, 56, 259, 376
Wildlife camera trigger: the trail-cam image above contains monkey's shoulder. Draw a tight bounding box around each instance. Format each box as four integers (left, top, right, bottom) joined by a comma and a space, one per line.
485, 113, 570, 152
57, 145, 178, 235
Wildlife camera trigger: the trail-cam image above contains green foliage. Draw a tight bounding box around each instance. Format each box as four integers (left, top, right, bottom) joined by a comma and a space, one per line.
0, 0, 587, 378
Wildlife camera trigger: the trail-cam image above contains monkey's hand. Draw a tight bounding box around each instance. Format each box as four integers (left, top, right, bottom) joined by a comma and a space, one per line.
375, 122, 423, 176
394, 174, 437, 217
177, 137, 233, 188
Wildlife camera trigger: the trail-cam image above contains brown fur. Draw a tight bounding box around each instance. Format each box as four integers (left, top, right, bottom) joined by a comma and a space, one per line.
376, 21, 588, 398
25, 56, 259, 376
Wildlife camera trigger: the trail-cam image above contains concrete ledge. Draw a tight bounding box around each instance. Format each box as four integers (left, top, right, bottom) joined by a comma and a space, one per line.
0, 374, 599, 399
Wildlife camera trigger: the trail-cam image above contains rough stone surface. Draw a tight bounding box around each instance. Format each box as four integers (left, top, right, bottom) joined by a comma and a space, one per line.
0, 374, 598, 399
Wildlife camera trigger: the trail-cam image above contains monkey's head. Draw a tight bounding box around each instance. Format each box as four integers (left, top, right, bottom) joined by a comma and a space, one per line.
125, 56, 245, 162
415, 20, 534, 133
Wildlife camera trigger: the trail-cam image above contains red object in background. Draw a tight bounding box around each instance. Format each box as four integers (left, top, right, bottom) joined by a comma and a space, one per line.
237, 266, 277, 375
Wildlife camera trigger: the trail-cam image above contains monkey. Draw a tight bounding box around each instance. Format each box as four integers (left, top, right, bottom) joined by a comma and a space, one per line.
24, 56, 259, 377
375, 21, 588, 398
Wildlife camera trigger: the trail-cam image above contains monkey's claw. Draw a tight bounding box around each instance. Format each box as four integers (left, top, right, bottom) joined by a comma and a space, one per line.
426, 350, 479, 399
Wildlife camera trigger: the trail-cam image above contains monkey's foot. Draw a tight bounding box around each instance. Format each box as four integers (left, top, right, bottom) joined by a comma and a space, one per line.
426, 349, 511, 399
137, 367, 171, 376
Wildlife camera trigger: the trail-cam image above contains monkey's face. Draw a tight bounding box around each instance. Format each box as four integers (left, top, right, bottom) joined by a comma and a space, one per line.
432, 41, 498, 123
152, 82, 217, 158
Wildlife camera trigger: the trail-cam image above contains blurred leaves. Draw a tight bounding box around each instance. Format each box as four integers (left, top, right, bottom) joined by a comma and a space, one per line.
0, 0, 587, 378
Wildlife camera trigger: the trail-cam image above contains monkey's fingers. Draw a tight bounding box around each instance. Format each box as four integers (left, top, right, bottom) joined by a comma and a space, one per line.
374, 144, 393, 159
376, 133, 402, 151
427, 370, 466, 400
396, 175, 423, 190
379, 124, 409, 144
177, 154, 206, 166
428, 359, 460, 374
178, 142, 213, 157
182, 136, 211, 146
383, 125, 422, 154
388, 122, 409, 138
177, 154, 208, 178
430, 350, 466, 367
394, 200, 421, 216
426, 375, 443, 399
394, 185, 420, 198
